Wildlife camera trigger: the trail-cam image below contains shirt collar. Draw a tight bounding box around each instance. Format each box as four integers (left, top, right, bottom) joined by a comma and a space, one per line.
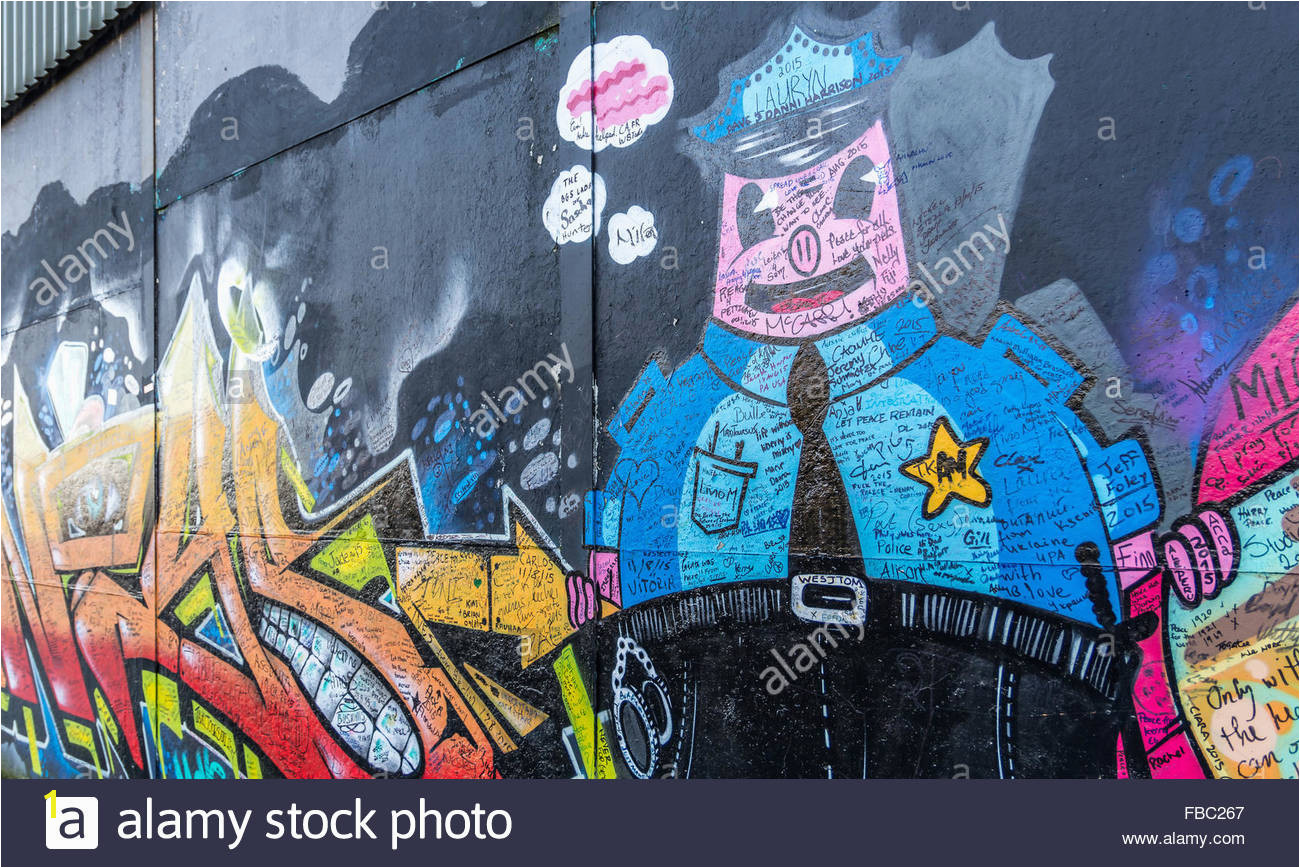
701, 298, 937, 405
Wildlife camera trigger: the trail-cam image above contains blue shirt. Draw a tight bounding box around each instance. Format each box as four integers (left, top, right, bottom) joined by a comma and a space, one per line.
589, 298, 1159, 628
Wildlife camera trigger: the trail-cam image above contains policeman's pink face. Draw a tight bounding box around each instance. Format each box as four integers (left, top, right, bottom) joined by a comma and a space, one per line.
713, 120, 907, 338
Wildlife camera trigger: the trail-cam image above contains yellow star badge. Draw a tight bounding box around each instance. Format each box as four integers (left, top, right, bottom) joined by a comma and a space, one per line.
899, 417, 992, 520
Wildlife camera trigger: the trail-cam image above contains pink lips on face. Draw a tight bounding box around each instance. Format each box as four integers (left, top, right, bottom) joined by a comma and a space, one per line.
770, 289, 845, 314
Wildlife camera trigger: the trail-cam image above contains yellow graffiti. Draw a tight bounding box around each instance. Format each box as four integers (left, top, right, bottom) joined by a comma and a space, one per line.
396, 505, 574, 668
94, 688, 120, 745
400, 549, 490, 632
553, 645, 615, 779
242, 744, 262, 779
64, 719, 102, 778
464, 663, 548, 737
310, 514, 391, 592
279, 445, 316, 511
173, 573, 216, 626
23, 705, 42, 776
142, 670, 182, 775
899, 416, 992, 520
391, 579, 517, 755
192, 702, 240, 778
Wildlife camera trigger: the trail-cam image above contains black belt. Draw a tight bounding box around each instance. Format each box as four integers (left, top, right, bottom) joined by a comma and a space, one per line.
887, 584, 1121, 699
614, 577, 1124, 700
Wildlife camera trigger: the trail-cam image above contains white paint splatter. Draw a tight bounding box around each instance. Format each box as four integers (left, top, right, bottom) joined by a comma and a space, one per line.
542, 165, 606, 245
306, 372, 335, 411
608, 205, 659, 264
523, 417, 552, 450
332, 377, 352, 404
521, 452, 560, 491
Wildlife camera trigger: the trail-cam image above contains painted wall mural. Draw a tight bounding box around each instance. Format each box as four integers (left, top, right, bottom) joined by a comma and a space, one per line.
2, 2, 1296, 782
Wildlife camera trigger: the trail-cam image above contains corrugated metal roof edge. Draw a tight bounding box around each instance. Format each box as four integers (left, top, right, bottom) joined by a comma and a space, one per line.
2, 1, 139, 123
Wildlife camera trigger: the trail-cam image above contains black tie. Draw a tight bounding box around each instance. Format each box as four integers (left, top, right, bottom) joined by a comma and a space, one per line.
786, 341, 865, 578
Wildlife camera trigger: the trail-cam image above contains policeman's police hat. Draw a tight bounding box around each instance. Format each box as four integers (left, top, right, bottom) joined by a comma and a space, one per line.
680, 6, 910, 181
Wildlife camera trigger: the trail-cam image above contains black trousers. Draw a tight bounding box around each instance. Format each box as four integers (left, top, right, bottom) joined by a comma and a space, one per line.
596, 580, 1129, 779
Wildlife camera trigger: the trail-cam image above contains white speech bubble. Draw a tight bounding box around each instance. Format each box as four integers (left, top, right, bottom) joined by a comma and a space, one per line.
607, 206, 659, 265
542, 165, 607, 245
557, 34, 674, 152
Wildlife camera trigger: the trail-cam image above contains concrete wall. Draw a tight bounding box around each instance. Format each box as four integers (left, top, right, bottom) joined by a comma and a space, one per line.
2, 1, 1296, 781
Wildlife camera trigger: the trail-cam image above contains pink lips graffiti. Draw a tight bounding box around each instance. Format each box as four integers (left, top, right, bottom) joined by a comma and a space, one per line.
770, 289, 846, 314
566, 58, 671, 129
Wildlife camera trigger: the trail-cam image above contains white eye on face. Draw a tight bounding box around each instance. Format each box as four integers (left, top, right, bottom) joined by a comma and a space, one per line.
752, 187, 779, 213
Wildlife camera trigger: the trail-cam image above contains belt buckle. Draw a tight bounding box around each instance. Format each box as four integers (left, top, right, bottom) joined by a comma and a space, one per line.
791, 574, 867, 626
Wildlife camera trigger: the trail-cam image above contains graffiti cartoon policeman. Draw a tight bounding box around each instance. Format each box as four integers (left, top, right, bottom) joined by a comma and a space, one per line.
580, 19, 1237, 778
